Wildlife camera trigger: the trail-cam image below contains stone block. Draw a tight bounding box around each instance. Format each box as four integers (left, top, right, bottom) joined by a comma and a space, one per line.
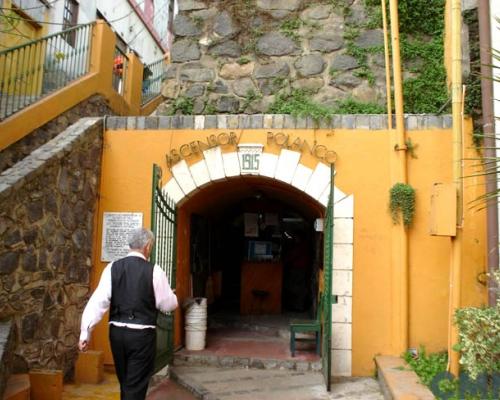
259, 153, 278, 178
332, 350, 352, 377
204, 115, 217, 128
29, 369, 63, 400
203, 147, 225, 181
75, 351, 103, 384
136, 117, 146, 129
355, 115, 370, 129
105, 116, 119, 130
145, 117, 158, 130
164, 179, 185, 203
335, 195, 354, 218
209, 40, 241, 58
257, 32, 298, 56
369, 115, 384, 130
172, 160, 196, 195
263, 115, 274, 129
331, 295, 352, 323
217, 115, 228, 129
250, 115, 264, 129
126, 117, 136, 130
194, 116, 205, 130
275, 150, 301, 184
283, 115, 296, 129
295, 54, 326, 77
171, 39, 201, 62
310, 33, 344, 53
305, 162, 330, 201
173, 15, 201, 37
333, 244, 353, 270
214, 11, 238, 39
332, 323, 352, 350
222, 152, 240, 177
227, 115, 239, 129
272, 114, 284, 129
158, 116, 171, 129
341, 115, 355, 129
292, 164, 313, 191
190, 160, 211, 187
295, 116, 307, 129
181, 116, 195, 129
332, 270, 352, 297
333, 218, 354, 244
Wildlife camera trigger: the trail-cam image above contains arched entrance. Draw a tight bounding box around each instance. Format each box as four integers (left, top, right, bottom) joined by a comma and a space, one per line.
164, 149, 354, 377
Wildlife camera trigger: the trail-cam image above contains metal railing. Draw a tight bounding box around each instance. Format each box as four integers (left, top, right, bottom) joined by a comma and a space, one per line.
0, 23, 94, 120
112, 47, 128, 96
141, 57, 167, 105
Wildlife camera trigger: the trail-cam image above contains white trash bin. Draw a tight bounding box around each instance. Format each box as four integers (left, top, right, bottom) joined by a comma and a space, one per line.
184, 297, 207, 351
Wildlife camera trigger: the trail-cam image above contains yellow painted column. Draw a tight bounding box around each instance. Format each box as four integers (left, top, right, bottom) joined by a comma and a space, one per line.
89, 20, 115, 89
388, 0, 409, 356
448, 0, 463, 378
124, 52, 144, 115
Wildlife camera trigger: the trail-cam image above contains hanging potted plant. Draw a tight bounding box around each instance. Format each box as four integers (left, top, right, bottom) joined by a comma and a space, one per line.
389, 183, 416, 227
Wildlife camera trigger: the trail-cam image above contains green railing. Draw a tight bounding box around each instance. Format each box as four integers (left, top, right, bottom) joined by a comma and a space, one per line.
141, 57, 167, 105
0, 23, 94, 120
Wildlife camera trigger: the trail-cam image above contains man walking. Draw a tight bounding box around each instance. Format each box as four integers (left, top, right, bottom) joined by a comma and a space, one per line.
79, 228, 178, 400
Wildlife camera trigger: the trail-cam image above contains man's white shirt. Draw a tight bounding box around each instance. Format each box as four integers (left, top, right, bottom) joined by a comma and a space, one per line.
79, 251, 178, 342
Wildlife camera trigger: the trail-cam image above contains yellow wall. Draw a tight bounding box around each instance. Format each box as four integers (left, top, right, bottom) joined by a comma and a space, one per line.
91, 124, 487, 375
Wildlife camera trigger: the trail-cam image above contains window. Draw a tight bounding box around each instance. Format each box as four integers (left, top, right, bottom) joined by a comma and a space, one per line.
62, 0, 79, 45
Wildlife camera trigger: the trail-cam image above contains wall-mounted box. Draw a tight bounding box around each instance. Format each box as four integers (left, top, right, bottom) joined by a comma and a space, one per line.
430, 183, 456, 236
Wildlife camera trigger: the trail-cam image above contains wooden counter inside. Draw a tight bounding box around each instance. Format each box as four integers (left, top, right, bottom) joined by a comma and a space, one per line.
240, 261, 283, 315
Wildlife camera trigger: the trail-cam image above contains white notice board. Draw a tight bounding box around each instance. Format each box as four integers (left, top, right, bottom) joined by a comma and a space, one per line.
101, 212, 143, 262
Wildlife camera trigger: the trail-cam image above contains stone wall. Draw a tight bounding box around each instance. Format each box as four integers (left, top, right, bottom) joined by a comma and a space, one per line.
0, 95, 112, 174
0, 118, 103, 379
157, 0, 387, 115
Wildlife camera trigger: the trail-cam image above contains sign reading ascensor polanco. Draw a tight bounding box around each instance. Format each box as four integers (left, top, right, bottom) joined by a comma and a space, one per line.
165, 131, 338, 168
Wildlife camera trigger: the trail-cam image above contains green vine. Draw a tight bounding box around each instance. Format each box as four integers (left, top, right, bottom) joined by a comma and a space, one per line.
389, 183, 416, 227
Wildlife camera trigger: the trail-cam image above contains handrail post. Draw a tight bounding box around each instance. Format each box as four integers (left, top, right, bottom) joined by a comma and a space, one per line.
89, 20, 115, 90
124, 52, 144, 115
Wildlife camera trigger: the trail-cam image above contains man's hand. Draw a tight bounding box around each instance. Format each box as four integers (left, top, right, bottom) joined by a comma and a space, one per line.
78, 340, 88, 352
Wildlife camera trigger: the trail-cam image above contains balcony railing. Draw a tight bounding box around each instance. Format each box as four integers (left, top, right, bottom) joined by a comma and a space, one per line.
0, 23, 94, 120
141, 57, 167, 105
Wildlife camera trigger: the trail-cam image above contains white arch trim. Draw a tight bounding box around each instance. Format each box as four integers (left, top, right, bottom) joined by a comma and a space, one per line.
163, 148, 354, 377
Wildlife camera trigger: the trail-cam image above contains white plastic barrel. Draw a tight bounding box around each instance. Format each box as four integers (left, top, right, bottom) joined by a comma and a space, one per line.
184, 297, 207, 351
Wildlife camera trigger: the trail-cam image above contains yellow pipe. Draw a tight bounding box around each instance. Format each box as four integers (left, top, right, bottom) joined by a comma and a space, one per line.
388, 0, 408, 355
381, 0, 393, 130
448, 0, 463, 378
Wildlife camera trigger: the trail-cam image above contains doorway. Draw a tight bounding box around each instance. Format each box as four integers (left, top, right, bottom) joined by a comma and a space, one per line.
180, 176, 326, 357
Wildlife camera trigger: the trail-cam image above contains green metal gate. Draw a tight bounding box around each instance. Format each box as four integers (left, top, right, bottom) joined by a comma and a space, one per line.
150, 164, 177, 372
322, 165, 336, 391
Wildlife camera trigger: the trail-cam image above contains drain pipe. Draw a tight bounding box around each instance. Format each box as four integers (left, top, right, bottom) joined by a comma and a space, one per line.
448, 0, 464, 378
478, 0, 499, 306
381, 0, 393, 130
388, 0, 409, 355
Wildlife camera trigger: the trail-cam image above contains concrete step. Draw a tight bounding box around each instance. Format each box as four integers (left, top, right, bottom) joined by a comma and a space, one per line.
174, 351, 321, 372
3, 374, 30, 400
170, 365, 330, 400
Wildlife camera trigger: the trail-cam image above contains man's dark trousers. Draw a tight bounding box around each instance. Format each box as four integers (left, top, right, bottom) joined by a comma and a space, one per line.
110, 325, 156, 400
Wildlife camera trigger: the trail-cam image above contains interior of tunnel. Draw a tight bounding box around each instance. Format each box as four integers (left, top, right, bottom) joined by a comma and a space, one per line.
179, 176, 326, 329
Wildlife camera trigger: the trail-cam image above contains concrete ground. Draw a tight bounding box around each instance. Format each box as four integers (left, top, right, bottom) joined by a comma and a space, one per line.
62, 369, 384, 400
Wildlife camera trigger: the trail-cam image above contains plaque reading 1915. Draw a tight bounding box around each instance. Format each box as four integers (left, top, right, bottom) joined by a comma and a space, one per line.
101, 212, 143, 262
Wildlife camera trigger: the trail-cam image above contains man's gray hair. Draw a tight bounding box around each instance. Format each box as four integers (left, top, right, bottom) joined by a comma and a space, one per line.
128, 228, 154, 249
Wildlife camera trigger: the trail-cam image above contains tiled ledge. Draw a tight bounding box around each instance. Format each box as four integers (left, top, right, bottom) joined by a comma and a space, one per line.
105, 114, 452, 131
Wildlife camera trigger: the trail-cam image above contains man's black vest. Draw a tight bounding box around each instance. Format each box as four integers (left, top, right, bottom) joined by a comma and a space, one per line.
109, 255, 157, 326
